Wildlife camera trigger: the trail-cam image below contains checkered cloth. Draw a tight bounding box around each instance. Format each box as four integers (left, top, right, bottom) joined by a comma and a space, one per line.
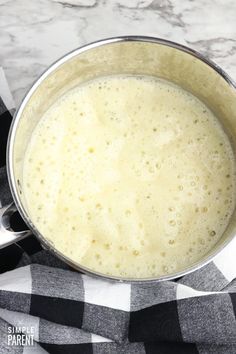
0, 67, 236, 354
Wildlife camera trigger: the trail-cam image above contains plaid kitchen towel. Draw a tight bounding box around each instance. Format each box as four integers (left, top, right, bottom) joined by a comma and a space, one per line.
0, 67, 236, 354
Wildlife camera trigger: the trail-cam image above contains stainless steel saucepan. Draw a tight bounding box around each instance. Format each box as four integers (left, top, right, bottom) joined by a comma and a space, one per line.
1, 36, 236, 282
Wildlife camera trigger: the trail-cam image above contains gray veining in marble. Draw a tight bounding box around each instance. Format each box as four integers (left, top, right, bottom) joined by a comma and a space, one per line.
0, 0, 236, 106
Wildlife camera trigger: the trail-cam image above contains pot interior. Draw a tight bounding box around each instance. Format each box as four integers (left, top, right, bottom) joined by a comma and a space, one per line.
8, 38, 236, 281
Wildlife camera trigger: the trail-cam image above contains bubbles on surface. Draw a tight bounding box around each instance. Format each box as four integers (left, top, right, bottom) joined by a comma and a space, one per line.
202, 207, 208, 213
169, 220, 176, 226
22, 74, 236, 279
133, 250, 140, 256
168, 239, 175, 245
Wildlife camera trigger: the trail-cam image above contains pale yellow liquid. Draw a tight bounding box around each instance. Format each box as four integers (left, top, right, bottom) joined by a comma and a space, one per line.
23, 76, 236, 278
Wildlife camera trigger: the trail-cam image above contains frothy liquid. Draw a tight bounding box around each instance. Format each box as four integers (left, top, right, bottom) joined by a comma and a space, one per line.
23, 76, 236, 278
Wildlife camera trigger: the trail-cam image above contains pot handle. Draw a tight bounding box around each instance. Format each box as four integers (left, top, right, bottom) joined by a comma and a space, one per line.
0, 202, 32, 249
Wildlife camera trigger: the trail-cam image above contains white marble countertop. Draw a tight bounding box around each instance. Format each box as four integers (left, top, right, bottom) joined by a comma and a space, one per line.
0, 0, 236, 106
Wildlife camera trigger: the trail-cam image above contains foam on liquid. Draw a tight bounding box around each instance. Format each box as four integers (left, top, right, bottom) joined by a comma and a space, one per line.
23, 75, 236, 278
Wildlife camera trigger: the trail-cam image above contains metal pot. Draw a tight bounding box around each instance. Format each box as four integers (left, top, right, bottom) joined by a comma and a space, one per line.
1, 36, 236, 282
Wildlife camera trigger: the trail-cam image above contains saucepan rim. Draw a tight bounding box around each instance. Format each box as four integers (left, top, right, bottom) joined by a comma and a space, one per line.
6, 35, 236, 283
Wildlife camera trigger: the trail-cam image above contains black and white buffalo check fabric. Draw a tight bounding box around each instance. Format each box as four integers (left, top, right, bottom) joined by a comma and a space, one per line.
0, 67, 236, 354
